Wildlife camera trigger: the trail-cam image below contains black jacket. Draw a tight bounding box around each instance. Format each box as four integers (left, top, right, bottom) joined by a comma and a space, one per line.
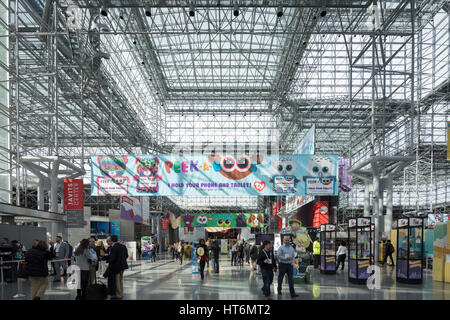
209, 244, 220, 259
109, 243, 128, 274
257, 248, 276, 271
24, 247, 55, 277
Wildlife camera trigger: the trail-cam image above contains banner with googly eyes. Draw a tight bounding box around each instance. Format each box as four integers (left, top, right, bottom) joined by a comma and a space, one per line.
180, 213, 264, 228
90, 154, 339, 196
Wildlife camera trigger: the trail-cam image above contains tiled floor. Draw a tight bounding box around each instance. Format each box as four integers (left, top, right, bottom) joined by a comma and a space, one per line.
1, 255, 449, 300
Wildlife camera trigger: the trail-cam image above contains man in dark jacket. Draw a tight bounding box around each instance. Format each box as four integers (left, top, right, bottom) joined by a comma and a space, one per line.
209, 240, 220, 273
108, 235, 128, 299
382, 240, 395, 266
257, 240, 277, 298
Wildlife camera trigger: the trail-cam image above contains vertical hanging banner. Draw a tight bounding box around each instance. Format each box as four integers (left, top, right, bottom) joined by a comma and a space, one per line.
64, 179, 84, 228
90, 154, 338, 196
447, 122, 450, 160
161, 218, 169, 231
120, 196, 143, 223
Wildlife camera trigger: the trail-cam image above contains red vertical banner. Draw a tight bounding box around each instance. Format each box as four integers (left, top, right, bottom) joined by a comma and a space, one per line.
64, 179, 84, 210
161, 218, 169, 231
312, 201, 329, 228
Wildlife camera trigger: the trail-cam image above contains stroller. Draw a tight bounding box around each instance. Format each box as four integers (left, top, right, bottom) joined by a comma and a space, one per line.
292, 252, 312, 283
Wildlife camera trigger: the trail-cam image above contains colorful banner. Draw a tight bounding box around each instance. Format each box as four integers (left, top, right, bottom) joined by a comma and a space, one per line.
141, 236, 152, 258
338, 158, 352, 192
427, 214, 450, 228
180, 213, 264, 229
110, 222, 120, 240
120, 196, 143, 223
64, 179, 84, 228
90, 154, 339, 196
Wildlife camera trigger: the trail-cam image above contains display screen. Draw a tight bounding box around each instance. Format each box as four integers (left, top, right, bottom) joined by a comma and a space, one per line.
90, 221, 120, 239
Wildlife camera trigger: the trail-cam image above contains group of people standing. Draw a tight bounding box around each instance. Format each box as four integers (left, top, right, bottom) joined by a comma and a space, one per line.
20, 234, 128, 300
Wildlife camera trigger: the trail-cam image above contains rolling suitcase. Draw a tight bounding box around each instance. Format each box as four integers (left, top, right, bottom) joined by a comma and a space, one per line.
85, 277, 107, 300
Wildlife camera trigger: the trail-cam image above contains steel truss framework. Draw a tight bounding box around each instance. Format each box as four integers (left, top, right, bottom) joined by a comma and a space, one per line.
0, 0, 448, 218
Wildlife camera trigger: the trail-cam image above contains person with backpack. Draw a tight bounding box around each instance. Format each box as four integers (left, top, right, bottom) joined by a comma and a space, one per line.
382, 240, 395, 266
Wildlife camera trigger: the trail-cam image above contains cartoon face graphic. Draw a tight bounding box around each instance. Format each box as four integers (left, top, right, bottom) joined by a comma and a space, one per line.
236, 214, 247, 227
272, 157, 297, 175
208, 154, 263, 180
136, 157, 159, 177
98, 156, 128, 177
306, 156, 334, 178
196, 215, 208, 226
182, 214, 195, 231
135, 157, 162, 193
214, 214, 233, 227
247, 214, 264, 228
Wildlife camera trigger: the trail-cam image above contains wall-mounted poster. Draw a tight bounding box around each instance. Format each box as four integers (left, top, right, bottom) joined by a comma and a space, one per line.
90, 154, 339, 196
110, 222, 120, 240
180, 213, 264, 229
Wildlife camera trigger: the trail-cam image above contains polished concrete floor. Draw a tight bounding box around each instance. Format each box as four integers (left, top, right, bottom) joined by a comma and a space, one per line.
1, 254, 450, 300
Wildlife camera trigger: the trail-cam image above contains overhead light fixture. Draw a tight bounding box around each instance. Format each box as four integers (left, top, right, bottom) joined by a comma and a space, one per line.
320, 7, 327, 17
189, 5, 195, 17
145, 4, 151, 17
276, 6, 283, 18
233, 5, 239, 17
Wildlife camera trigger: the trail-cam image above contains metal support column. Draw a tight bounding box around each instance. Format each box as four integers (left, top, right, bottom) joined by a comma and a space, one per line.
385, 175, 393, 237
37, 178, 45, 210
364, 184, 371, 217
50, 161, 59, 213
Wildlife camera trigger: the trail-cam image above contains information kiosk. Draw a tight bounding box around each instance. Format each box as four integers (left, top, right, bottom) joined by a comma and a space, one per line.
394, 217, 424, 284
348, 217, 374, 284
320, 224, 337, 274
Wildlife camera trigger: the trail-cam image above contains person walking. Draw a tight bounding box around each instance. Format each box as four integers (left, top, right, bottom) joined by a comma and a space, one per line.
313, 238, 321, 269
276, 235, 298, 298
74, 239, 92, 300
249, 243, 258, 270
210, 240, 220, 273
336, 241, 348, 271
177, 241, 184, 265
257, 240, 277, 298
108, 235, 128, 299
231, 242, 238, 266
88, 238, 99, 285
150, 242, 156, 262
382, 240, 395, 266
48, 241, 56, 275
196, 239, 209, 280
53, 236, 69, 282
24, 240, 55, 300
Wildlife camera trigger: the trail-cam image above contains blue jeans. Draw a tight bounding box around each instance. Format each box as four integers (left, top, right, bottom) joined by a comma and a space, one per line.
261, 268, 274, 297
277, 263, 295, 295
